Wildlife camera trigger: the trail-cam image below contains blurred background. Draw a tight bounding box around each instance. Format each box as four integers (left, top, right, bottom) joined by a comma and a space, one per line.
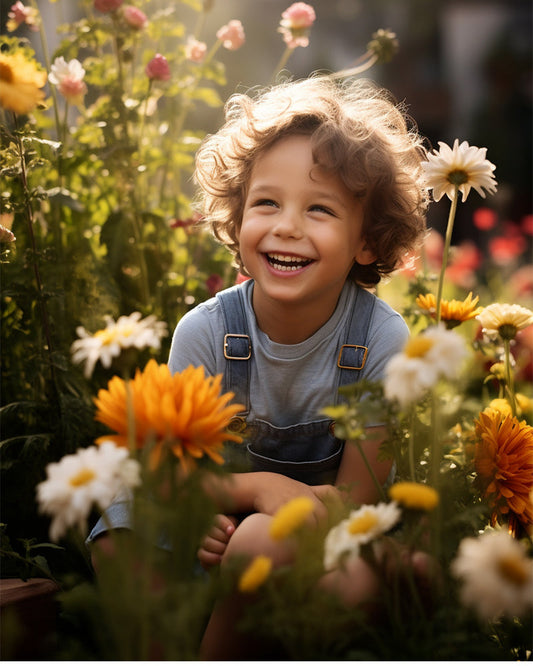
28, 0, 531, 245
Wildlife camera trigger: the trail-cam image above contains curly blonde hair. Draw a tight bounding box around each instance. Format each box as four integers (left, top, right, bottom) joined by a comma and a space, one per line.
194, 76, 428, 286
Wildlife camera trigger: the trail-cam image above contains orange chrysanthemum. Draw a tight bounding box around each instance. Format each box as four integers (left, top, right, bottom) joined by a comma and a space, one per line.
94, 360, 245, 472
416, 292, 483, 329
474, 409, 533, 529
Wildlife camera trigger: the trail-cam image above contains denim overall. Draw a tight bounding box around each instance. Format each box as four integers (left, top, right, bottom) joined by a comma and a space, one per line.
217, 286, 376, 486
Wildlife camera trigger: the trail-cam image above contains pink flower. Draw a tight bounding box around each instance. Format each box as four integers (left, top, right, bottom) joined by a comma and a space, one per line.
445, 241, 482, 289
489, 234, 527, 266
94, 0, 124, 13
145, 54, 171, 81
473, 207, 497, 231
6, 1, 39, 32
521, 214, 533, 236
216, 19, 245, 50
0, 225, 16, 243
185, 38, 207, 63
122, 5, 147, 30
206, 274, 224, 296
235, 272, 251, 284
397, 228, 443, 277
278, 2, 316, 48
49, 57, 88, 107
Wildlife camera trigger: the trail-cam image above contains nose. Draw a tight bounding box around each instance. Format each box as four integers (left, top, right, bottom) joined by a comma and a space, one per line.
271, 208, 303, 239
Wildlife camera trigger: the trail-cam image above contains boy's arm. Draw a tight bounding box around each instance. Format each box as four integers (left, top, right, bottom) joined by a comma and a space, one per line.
333, 426, 392, 505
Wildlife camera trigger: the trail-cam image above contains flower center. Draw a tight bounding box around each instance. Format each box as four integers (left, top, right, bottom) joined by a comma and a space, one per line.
348, 512, 377, 535
69, 468, 96, 487
0, 62, 14, 83
498, 323, 518, 341
447, 169, 469, 185
497, 554, 529, 586
404, 336, 434, 358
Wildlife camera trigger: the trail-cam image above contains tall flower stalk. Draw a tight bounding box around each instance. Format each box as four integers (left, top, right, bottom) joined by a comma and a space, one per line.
421, 139, 497, 323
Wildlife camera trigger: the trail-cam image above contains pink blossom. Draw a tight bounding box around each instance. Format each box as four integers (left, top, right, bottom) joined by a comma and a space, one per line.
445, 241, 482, 289
94, 0, 123, 12
473, 207, 497, 231
6, 2, 39, 32
521, 214, 533, 236
278, 2, 316, 48
206, 274, 224, 296
122, 5, 147, 30
185, 38, 207, 63
216, 19, 245, 51
49, 57, 88, 107
145, 54, 171, 81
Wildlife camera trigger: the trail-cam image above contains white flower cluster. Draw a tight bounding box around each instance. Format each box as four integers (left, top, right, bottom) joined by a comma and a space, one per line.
383, 324, 468, 409
70, 311, 168, 378
323, 502, 401, 571
36, 441, 141, 542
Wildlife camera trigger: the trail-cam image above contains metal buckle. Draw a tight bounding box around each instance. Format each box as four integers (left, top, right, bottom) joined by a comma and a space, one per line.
224, 334, 251, 360
337, 344, 368, 370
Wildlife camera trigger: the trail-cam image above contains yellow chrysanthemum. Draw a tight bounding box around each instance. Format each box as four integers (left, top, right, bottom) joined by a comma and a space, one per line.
0, 51, 47, 115
474, 409, 533, 529
238, 555, 272, 593
489, 395, 532, 419
388, 481, 439, 511
421, 139, 497, 202
94, 360, 245, 472
269, 496, 315, 541
416, 292, 483, 329
476, 303, 533, 341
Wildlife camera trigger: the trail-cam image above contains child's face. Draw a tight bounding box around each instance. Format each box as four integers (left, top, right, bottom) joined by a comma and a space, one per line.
238, 134, 375, 312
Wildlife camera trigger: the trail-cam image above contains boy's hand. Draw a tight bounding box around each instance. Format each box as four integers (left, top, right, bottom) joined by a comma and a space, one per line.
198, 514, 238, 570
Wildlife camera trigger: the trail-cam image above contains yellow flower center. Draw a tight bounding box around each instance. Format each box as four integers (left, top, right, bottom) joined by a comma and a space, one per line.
497, 554, 529, 586
404, 336, 434, 358
69, 468, 96, 487
447, 169, 469, 185
0, 62, 14, 83
348, 512, 378, 535
95, 325, 133, 345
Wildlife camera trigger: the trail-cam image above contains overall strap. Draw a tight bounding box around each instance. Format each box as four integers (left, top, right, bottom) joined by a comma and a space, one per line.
336, 286, 376, 395
216, 287, 251, 415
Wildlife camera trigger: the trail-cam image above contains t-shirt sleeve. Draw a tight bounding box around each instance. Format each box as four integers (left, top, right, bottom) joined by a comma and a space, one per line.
167, 305, 219, 377
362, 310, 409, 382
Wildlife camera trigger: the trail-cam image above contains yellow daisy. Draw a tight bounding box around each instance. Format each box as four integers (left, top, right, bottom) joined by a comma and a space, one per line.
388, 481, 439, 511
0, 51, 47, 115
416, 292, 483, 329
94, 360, 245, 472
269, 496, 315, 541
238, 555, 272, 593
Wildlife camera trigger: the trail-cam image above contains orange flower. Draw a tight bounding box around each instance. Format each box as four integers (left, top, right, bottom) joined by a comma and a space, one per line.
94, 360, 244, 472
416, 292, 483, 329
474, 409, 533, 529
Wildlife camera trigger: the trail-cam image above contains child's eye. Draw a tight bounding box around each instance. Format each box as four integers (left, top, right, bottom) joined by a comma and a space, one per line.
253, 199, 278, 208
310, 204, 335, 216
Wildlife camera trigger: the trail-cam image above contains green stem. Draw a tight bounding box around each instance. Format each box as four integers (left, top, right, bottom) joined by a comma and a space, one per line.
355, 440, 386, 502
435, 186, 459, 324
269, 46, 295, 84
408, 407, 417, 482
503, 339, 516, 417
13, 114, 56, 386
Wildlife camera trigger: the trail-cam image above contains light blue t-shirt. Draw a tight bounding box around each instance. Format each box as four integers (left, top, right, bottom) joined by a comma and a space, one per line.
168, 279, 408, 427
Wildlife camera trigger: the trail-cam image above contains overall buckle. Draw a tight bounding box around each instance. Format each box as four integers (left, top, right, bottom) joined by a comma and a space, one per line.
337, 344, 368, 370
224, 334, 251, 360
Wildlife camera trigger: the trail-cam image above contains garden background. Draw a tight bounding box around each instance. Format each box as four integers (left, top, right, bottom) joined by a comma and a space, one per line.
1, 0, 532, 660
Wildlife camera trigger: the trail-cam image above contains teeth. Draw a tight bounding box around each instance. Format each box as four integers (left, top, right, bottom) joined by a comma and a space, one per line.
265, 253, 313, 272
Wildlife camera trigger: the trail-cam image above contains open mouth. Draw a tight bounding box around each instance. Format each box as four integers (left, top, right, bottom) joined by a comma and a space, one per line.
265, 253, 314, 272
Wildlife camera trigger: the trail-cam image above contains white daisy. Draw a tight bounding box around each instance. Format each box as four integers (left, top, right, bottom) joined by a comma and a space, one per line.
451, 529, 533, 621
70, 311, 168, 378
383, 324, 468, 408
36, 441, 141, 542
421, 139, 497, 202
323, 502, 401, 571
476, 303, 533, 341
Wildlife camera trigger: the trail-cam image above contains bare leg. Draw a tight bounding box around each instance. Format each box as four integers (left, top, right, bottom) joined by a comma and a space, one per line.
199, 512, 294, 660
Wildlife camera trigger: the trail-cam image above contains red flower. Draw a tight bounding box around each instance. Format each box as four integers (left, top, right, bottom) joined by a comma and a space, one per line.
145, 54, 170, 81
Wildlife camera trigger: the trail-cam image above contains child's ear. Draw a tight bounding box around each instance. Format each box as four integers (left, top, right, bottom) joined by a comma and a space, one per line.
353, 243, 376, 266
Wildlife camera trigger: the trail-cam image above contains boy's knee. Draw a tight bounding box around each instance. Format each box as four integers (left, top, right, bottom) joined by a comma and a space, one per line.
222, 513, 294, 567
